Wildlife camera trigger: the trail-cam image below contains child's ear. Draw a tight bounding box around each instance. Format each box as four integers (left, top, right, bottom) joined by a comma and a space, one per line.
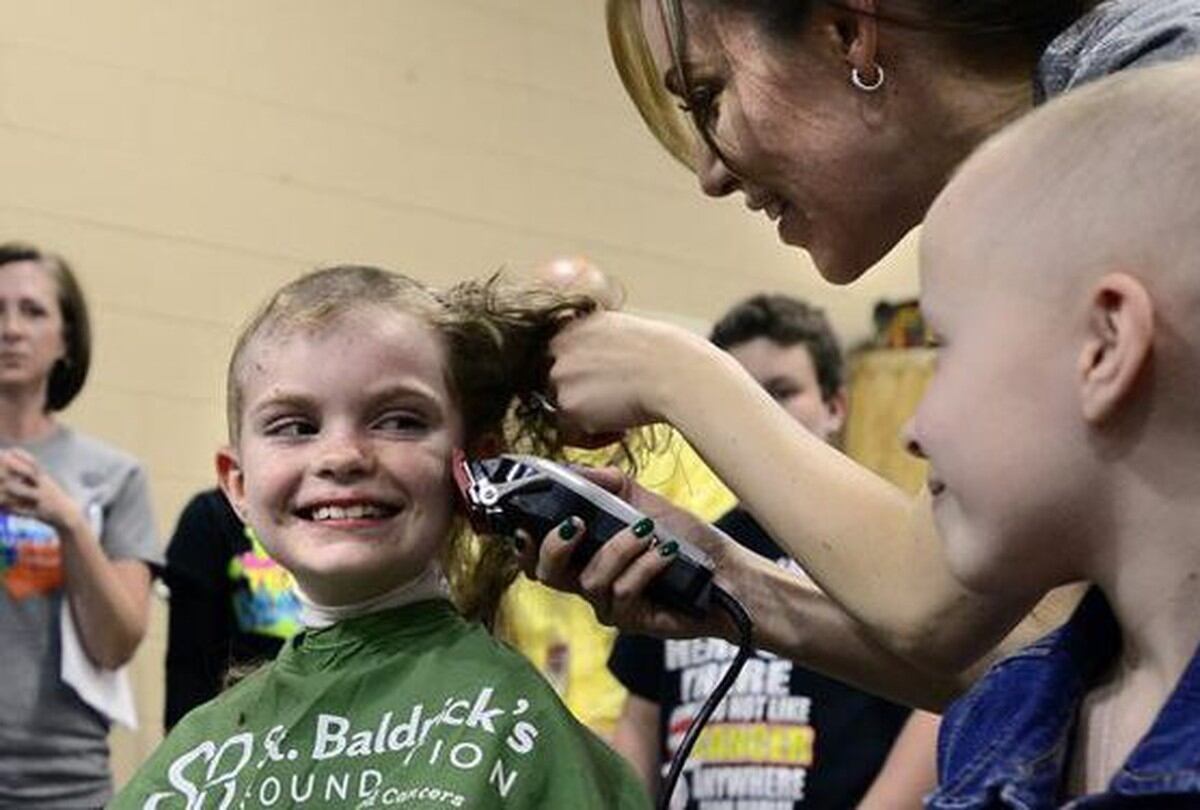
1078, 273, 1154, 424
215, 446, 250, 523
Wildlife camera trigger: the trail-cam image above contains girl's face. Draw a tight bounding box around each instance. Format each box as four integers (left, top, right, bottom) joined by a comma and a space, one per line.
640, 0, 939, 283
0, 261, 66, 398
219, 309, 464, 606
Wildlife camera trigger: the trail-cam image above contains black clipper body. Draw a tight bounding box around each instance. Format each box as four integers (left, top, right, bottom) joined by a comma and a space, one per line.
453, 453, 715, 617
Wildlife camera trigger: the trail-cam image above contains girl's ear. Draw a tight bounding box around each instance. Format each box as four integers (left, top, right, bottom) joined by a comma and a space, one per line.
215, 446, 250, 523
1078, 273, 1155, 424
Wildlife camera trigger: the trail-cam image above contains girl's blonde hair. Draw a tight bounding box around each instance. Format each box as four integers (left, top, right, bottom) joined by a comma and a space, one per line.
226, 264, 599, 627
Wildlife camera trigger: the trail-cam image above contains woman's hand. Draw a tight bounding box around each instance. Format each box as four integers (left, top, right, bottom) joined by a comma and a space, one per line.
516, 467, 980, 710
0, 447, 152, 669
517, 466, 743, 642
0, 448, 83, 534
548, 312, 715, 441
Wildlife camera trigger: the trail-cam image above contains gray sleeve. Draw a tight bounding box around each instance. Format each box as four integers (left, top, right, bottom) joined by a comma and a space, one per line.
100, 463, 163, 567
1082, 9, 1200, 75
1036, 0, 1200, 101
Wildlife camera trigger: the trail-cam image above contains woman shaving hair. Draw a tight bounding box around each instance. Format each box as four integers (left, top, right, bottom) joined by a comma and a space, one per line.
526, 0, 1200, 704
114, 265, 649, 809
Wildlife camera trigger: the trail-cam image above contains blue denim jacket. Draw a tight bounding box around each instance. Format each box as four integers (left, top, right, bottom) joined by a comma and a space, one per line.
927, 589, 1200, 809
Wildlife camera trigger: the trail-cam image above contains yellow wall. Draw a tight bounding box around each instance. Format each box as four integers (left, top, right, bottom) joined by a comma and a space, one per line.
0, 1, 919, 784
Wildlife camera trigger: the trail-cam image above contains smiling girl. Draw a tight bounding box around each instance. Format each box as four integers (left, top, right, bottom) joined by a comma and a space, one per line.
113, 266, 649, 809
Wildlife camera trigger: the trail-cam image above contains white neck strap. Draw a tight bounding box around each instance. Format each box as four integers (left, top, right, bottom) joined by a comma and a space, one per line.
296, 565, 450, 629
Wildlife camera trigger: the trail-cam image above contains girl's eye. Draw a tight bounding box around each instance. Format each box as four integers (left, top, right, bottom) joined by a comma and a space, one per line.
767, 386, 799, 403
375, 412, 428, 433
19, 301, 48, 318
264, 418, 315, 438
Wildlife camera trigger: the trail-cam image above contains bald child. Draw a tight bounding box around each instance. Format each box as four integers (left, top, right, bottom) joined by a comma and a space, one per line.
909, 58, 1200, 807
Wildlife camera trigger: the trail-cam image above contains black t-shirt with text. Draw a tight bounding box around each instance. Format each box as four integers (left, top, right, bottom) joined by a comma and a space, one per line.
609, 508, 910, 810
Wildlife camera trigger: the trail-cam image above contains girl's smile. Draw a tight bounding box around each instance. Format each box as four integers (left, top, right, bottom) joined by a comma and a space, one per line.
219, 309, 465, 607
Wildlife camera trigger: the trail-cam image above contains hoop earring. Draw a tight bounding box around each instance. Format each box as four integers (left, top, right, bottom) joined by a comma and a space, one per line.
850, 64, 885, 93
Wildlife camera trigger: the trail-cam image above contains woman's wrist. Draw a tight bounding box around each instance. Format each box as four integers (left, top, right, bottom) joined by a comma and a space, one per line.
51, 503, 91, 546
642, 326, 730, 424
706, 540, 770, 645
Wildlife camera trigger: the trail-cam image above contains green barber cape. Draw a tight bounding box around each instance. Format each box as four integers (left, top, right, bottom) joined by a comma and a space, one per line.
115, 600, 650, 809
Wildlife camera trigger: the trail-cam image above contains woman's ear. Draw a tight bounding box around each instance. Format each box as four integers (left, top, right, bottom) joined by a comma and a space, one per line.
215, 446, 250, 523
833, 0, 880, 78
1078, 273, 1155, 424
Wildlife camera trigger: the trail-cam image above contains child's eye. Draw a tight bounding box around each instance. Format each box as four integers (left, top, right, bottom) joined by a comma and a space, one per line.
374, 411, 428, 433
264, 418, 316, 438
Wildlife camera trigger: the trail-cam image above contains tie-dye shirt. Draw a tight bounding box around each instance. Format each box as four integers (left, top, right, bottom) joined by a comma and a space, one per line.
163, 489, 302, 729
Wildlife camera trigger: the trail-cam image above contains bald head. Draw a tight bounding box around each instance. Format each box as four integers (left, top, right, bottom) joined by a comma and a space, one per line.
522, 256, 624, 310
924, 59, 1200, 312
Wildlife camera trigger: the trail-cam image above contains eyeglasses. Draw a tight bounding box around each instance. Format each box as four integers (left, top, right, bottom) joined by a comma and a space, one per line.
656, 0, 732, 170
606, 0, 734, 171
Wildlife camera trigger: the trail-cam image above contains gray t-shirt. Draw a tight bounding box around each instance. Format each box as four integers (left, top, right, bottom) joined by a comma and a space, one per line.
1036, 0, 1200, 102
0, 426, 160, 808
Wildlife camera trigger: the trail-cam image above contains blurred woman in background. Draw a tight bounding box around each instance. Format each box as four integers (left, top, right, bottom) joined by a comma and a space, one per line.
0, 242, 158, 808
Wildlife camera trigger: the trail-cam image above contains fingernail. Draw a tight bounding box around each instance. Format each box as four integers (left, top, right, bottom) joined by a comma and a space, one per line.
558, 519, 579, 541
632, 517, 655, 538
658, 540, 679, 558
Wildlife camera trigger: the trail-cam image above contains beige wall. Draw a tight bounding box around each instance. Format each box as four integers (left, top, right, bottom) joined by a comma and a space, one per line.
0, 0, 919, 784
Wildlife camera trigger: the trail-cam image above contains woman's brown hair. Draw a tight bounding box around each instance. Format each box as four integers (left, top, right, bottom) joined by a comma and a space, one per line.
609, 0, 1093, 168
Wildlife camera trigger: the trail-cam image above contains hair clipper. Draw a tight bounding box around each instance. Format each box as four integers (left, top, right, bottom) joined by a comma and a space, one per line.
453, 452, 715, 617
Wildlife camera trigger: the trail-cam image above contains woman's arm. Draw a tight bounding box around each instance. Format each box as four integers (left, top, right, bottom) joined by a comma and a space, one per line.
60, 520, 152, 669
529, 470, 970, 709
549, 313, 1073, 672
0, 448, 152, 669
530, 470, 1089, 708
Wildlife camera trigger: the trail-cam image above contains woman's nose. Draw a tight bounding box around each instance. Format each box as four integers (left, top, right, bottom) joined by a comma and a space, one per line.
0, 311, 24, 339
901, 417, 926, 460
696, 142, 738, 198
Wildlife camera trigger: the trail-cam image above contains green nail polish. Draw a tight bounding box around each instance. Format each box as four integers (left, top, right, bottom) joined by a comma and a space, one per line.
558, 520, 578, 541
659, 540, 679, 558
632, 517, 655, 538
